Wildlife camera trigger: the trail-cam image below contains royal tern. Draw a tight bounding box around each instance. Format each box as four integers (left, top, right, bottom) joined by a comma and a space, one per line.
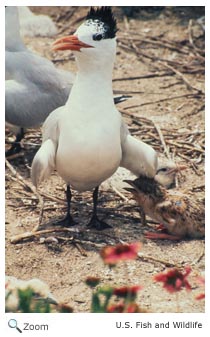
5, 6, 74, 155
18, 6, 58, 38
31, 7, 157, 229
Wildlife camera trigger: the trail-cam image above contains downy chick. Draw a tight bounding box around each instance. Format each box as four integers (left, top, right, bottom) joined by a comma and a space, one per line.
125, 176, 205, 240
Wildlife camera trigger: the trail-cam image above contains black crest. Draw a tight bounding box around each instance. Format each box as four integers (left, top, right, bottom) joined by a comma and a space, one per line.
86, 7, 117, 38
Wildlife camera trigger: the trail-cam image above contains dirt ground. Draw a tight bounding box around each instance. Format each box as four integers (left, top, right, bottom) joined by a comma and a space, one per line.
5, 6, 205, 313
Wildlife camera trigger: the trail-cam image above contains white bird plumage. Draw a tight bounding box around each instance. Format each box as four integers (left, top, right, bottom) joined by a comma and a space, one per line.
31, 7, 158, 229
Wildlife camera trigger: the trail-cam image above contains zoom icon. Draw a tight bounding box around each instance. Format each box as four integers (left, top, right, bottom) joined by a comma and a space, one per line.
8, 319, 22, 333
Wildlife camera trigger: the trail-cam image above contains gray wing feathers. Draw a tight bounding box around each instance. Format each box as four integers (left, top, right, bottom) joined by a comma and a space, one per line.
5, 51, 72, 128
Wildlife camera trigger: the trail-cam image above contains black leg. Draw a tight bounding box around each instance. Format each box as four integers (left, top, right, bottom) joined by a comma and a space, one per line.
6, 128, 24, 157
57, 185, 76, 227
87, 186, 112, 230
92, 186, 99, 216
139, 206, 147, 226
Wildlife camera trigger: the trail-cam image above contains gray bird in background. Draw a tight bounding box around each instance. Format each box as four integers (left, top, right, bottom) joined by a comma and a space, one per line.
5, 6, 74, 155
17, 6, 58, 38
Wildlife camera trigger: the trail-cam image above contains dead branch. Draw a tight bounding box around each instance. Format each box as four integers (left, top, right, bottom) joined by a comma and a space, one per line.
123, 93, 197, 109
6, 152, 25, 161
111, 186, 129, 202
188, 19, 205, 60
5, 159, 44, 226
5, 159, 43, 205
10, 227, 81, 244
159, 61, 204, 94
113, 71, 173, 82
118, 34, 190, 55
151, 121, 171, 159
137, 252, 182, 268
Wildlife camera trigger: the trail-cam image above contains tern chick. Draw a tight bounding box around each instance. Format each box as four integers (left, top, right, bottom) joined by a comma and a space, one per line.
125, 176, 205, 240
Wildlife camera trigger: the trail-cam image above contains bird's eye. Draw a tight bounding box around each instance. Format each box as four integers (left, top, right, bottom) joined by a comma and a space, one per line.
93, 33, 103, 41
157, 167, 168, 173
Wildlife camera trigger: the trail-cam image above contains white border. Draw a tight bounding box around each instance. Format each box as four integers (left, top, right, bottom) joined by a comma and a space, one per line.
1, 1, 208, 336
1, 0, 208, 6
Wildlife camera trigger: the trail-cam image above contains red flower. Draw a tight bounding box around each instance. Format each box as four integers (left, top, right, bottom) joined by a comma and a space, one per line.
113, 285, 143, 299
196, 276, 205, 286
126, 303, 140, 313
195, 293, 205, 300
100, 242, 141, 265
107, 303, 125, 313
154, 266, 192, 293
107, 302, 140, 313
195, 276, 205, 300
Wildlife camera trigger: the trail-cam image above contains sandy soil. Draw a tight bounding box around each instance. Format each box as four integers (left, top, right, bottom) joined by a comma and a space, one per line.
5, 6, 205, 313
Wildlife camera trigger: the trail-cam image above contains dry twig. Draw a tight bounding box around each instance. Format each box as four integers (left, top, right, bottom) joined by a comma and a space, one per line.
159, 61, 204, 94
151, 121, 171, 159
5, 159, 44, 228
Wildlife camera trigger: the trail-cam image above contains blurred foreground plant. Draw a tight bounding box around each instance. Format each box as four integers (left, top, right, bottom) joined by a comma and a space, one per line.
195, 276, 205, 300
86, 242, 145, 313
153, 266, 192, 311
5, 277, 73, 313
6, 242, 204, 313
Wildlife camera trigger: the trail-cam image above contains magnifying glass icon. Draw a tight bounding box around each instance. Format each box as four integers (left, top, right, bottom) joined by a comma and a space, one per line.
8, 319, 22, 333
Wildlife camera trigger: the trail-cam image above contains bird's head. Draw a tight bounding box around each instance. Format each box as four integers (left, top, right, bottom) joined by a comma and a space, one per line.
155, 162, 187, 189
53, 7, 117, 67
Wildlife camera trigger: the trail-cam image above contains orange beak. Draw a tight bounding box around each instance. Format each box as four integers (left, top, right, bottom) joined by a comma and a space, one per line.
52, 35, 94, 51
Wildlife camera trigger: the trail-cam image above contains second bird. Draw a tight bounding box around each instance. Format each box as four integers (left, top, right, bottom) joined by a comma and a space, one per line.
125, 176, 205, 240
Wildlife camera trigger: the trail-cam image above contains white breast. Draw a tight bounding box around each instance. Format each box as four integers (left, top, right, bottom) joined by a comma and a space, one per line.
56, 104, 122, 191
